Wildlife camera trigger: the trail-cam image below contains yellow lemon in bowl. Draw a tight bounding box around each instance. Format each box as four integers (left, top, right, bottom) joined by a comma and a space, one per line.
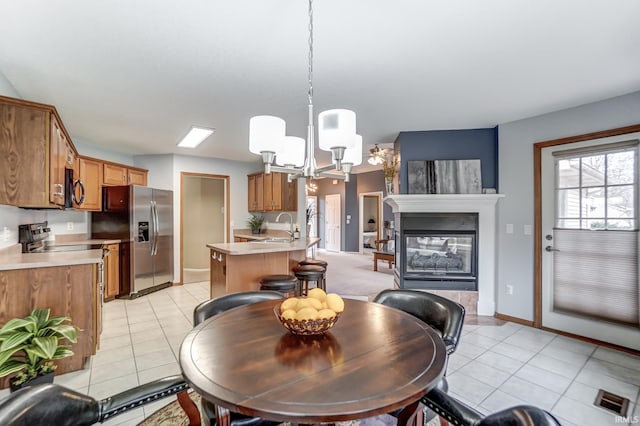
295, 307, 319, 321
325, 293, 345, 313
281, 309, 297, 320
308, 287, 327, 302
306, 297, 323, 310
280, 297, 299, 312
318, 308, 337, 319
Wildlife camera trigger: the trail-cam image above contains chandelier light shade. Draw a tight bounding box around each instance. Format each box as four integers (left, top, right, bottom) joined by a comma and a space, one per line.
277, 136, 306, 167
249, 115, 286, 156
341, 134, 362, 167
248, 0, 361, 182
318, 109, 357, 151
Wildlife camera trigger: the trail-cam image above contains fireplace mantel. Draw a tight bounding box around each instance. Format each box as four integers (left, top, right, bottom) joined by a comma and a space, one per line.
384, 194, 504, 316
384, 194, 504, 213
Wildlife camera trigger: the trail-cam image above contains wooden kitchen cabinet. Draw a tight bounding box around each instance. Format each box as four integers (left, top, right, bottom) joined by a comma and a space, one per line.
104, 243, 120, 300
0, 95, 76, 208
73, 156, 103, 211
0, 263, 100, 389
247, 172, 297, 212
103, 162, 148, 186
49, 115, 76, 205
127, 168, 147, 185
248, 173, 264, 212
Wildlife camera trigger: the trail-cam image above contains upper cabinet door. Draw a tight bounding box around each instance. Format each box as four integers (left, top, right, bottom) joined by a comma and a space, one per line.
74, 156, 103, 211
127, 168, 147, 186
103, 163, 128, 185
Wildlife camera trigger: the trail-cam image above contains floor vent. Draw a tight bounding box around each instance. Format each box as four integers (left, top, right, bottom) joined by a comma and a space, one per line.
594, 389, 629, 416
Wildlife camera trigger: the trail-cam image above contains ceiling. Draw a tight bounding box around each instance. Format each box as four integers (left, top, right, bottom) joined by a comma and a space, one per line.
2, 1, 639, 173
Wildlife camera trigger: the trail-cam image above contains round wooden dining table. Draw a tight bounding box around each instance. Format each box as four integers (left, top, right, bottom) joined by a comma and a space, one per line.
179, 298, 447, 424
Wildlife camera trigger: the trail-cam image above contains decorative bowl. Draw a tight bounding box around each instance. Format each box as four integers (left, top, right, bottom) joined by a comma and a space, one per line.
273, 304, 341, 335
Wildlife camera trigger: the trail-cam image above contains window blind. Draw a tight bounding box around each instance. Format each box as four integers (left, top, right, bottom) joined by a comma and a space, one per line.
553, 229, 639, 327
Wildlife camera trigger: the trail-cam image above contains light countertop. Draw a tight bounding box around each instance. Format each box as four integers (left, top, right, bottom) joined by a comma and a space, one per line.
208, 237, 320, 255
0, 244, 103, 271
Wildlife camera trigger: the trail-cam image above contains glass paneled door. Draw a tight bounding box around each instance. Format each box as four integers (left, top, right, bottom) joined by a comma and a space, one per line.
541, 132, 640, 350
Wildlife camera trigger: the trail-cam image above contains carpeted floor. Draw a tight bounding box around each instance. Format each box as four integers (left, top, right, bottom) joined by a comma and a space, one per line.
138, 392, 440, 426
319, 250, 394, 298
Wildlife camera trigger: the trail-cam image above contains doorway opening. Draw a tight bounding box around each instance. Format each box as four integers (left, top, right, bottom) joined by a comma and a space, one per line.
359, 191, 383, 254
180, 172, 230, 285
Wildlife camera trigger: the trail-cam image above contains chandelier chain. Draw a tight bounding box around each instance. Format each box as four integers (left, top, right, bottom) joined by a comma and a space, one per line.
308, 0, 314, 106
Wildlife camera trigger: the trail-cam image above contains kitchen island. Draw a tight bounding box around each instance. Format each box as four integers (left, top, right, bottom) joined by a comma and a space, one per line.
207, 237, 320, 297
0, 244, 103, 389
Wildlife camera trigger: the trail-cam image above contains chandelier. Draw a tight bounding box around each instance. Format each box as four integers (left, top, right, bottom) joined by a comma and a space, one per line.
248, 0, 362, 182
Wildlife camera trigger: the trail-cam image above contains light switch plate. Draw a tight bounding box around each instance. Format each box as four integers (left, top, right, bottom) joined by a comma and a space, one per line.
506, 224, 514, 234
524, 224, 532, 235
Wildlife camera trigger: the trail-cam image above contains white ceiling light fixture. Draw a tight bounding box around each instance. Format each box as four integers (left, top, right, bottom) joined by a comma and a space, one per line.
177, 126, 215, 148
367, 144, 386, 165
248, 0, 362, 182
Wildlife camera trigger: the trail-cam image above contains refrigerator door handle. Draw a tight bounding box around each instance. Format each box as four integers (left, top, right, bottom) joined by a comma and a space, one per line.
152, 201, 160, 256
149, 202, 155, 255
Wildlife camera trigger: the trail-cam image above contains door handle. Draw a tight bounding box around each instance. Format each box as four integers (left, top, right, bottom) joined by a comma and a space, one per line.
545, 245, 560, 252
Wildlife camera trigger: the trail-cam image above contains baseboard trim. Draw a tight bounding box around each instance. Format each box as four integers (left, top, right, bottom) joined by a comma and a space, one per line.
495, 313, 640, 356
494, 313, 534, 327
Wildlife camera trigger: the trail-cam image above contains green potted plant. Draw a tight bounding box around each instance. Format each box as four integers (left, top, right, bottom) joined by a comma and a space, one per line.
248, 214, 264, 234
0, 308, 78, 392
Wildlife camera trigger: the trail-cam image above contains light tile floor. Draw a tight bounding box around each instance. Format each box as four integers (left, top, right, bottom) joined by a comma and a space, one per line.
2, 280, 639, 425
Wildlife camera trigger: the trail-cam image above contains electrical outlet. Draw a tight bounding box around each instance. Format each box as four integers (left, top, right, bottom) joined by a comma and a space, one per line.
506, 285, 514, 295
3, 227, 9, 242
66, 222, 74, 231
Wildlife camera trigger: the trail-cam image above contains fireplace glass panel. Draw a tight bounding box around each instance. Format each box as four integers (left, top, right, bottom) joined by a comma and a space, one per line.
405, 235, 474, 277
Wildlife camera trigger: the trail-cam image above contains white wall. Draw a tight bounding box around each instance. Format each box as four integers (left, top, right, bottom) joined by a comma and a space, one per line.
496, 90, 640, 320
74, 138, 135, 166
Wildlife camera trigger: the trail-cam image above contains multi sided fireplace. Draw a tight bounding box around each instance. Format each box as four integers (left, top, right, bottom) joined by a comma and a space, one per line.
395, 212, 478, 291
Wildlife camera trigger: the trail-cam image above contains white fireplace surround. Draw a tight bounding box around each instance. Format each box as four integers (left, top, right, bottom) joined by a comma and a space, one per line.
384, 194, 504, 316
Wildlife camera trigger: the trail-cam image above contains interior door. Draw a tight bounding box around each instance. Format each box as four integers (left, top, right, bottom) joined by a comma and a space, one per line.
325, 194, 341, 252
540, 133, 640, 350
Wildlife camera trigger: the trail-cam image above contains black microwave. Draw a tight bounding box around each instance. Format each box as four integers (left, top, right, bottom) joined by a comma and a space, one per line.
64, 168, 86, 209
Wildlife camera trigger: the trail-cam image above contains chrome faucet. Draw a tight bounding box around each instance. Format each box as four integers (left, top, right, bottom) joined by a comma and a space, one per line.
275, 212, 294, 241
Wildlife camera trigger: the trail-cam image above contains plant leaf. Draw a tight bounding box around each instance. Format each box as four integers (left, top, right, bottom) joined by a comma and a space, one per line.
0, 318, 32, 334
0, 332, 32, 351
33, 336, 58, 359
0, 347, 26, 367
0, 360, 28, 378
52, 347, 74, 359
30, 309, 51, 331
47, 325, 77, 343
44, 316, 68, 327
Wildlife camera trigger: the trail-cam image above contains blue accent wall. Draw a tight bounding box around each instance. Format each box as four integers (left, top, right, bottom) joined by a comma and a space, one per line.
396, 127, 499, 193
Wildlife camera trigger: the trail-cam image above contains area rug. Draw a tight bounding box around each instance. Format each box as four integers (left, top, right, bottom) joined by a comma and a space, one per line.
138, 392, 440, 426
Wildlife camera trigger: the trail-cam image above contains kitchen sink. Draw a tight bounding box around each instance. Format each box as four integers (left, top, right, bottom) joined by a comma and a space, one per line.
251, 238, 293, 243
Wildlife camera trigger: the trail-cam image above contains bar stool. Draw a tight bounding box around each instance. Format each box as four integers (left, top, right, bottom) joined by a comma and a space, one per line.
259, 274, 300, 297
298, 258, 328, 270
293, 264, 326, 296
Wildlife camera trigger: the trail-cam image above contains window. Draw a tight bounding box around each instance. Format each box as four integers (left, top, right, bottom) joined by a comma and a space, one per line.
555, 142, 638, 230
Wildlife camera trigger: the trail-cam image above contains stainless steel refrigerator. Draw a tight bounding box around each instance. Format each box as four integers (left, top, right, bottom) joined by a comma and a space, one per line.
92, 185, 174, 298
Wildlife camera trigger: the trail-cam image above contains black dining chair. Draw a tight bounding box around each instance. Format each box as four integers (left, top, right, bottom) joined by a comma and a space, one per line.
0, 375, 200, 426
192, 291, 284, 426
421, 387, 562, 426
372, 289, 466, 425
